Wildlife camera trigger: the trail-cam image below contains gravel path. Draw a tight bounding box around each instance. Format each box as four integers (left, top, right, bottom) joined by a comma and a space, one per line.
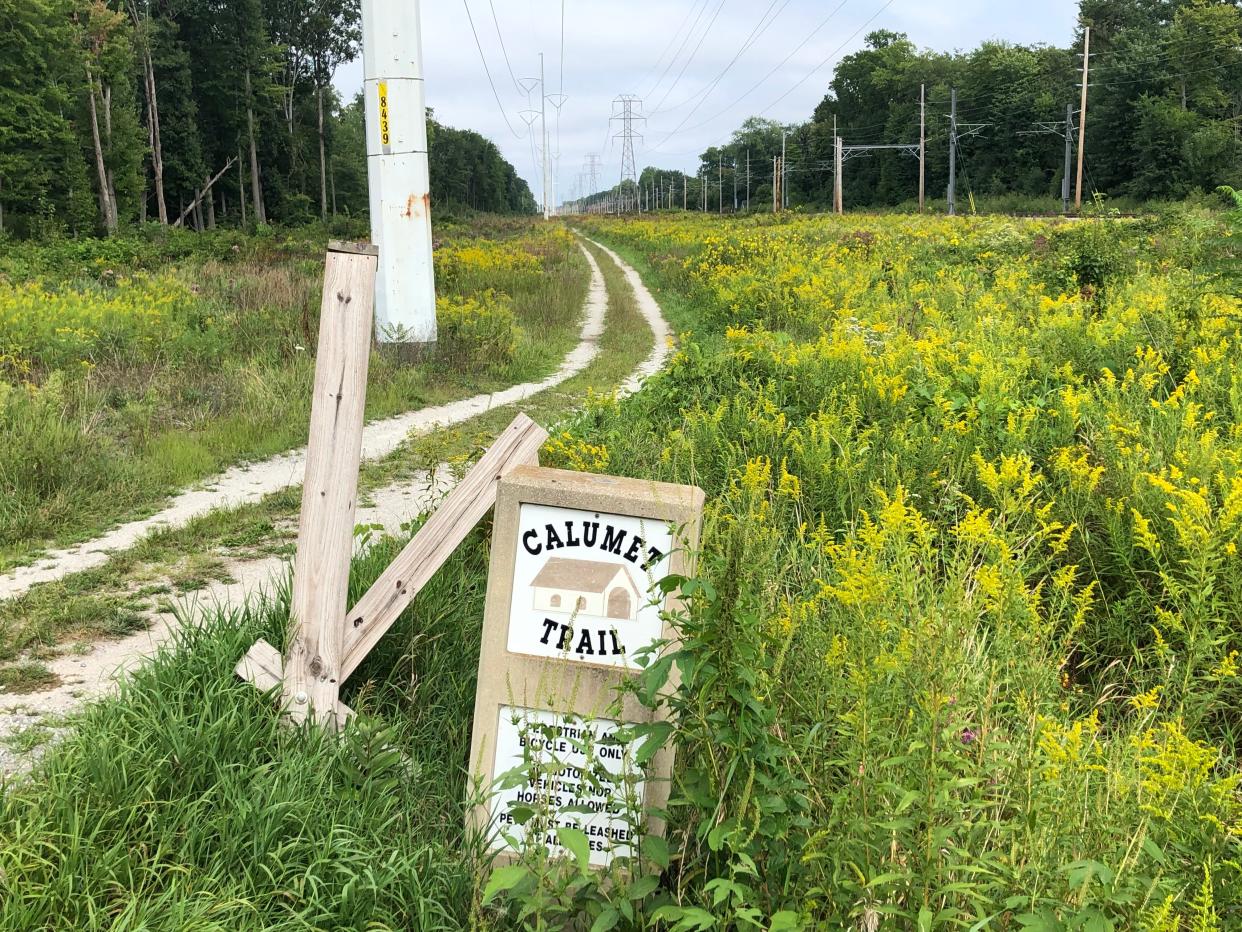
0, 237, 668, 776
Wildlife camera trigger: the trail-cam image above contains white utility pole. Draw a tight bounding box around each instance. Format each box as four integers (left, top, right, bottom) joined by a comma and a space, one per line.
362, 0, 436, 344
540, 53, 550, 220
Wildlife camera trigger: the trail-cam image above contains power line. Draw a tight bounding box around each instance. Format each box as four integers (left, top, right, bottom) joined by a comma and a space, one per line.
649, 0, 852, 146
461, 0, 525, 138
486, 0, 524, 95
639, 0, 712, 99
648, 0, 730, 113
756, 0, 896, 117
652, 0, 793, 131
643, 0, 714, 101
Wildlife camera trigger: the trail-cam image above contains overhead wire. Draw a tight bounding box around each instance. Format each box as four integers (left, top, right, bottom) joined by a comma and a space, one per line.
639, 0, 713, 99
756, 0, 896, 117
653, 0, 793, 120
486, 0, 524, 94
461, 0, 526, 138
648, 0, 730, 113
649, 0, 852, 145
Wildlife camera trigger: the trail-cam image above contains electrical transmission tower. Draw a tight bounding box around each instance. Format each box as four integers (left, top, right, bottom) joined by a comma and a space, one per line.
584, 152, 602, 213
611, 95, 644, 213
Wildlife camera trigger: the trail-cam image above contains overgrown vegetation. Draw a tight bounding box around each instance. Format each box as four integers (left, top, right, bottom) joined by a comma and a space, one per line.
3, 208, 1242, 929
0, 219, 588, 569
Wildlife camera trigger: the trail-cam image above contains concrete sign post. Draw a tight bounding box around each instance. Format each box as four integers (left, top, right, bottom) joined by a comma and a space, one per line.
469, 466, 705, 869
361, 0, 437, 344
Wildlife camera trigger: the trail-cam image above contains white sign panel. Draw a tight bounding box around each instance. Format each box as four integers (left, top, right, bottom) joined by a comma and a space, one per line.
491, 705, 642, 867
507, 503, 674, 670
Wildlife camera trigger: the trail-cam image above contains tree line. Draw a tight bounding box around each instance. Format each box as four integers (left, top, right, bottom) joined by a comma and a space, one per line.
0, 0, 535, 239
612, 0, 1241, 212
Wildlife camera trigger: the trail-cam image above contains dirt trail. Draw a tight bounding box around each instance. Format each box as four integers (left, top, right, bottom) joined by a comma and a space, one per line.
0, 243, 609, 603
0, 239, 669, 775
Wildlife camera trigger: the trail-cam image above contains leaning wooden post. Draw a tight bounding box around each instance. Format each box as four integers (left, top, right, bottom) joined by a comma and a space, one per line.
283, 241, 378, 727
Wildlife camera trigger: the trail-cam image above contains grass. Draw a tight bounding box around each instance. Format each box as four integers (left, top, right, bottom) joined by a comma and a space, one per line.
0, 662, 58, 694
0, 287, 660, 923
16, 209, 1238, 927
0, 231, 656, 693
0, 220, 589, 571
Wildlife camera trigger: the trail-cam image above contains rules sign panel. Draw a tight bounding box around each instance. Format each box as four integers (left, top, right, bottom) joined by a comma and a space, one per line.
468, 466, 704, 869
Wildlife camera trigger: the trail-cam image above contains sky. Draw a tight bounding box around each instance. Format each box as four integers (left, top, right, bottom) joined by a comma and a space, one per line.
334, 0, 1081, 207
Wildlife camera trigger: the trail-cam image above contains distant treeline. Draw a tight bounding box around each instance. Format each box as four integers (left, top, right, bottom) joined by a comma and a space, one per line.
589, 0, 1242, 212
0, 0, 535, 239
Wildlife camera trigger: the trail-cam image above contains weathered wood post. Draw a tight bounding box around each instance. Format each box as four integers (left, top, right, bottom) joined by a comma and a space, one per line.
283, 241, 378, 727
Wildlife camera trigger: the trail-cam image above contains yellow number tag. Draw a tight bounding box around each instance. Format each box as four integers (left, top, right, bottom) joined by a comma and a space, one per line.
378, 82, 392, 147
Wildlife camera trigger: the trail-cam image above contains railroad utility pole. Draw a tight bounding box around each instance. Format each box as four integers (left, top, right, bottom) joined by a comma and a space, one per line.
1064, 103, 1074, 214
746, 149, 750, 210
833, 133, 842, 214
919, 84, 925, 212
1075, 26, 1090, 210
946, 89, 986, 216
948, 88, 957, 216
733, 157, 738, 210
781, 130, 787, 209
1019, 106, 1076, 214
683, 175, 687, 210
362, 0, 436, 343
718, 153, 723, 214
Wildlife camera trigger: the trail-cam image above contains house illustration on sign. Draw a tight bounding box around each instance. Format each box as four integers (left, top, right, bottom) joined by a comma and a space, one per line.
530, 558, 643, 621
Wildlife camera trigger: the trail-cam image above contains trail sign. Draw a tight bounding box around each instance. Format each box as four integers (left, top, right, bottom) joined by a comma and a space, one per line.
468, 466, 704, 868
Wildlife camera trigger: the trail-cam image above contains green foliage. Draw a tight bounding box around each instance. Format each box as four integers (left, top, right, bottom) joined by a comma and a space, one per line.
632, 3, 1242, 212
1048, 214, 1132, 296
435, 290, 521, 373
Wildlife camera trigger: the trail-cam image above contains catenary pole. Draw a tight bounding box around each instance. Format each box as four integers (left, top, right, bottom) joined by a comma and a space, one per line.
362, 0, 437, 343
1075, 26, 1090, 210
1063, 103, 1073, 214
919, 83, 925, 212
781, 130, 788, 209
833, 133, 842, 214
948, 88, 957, 216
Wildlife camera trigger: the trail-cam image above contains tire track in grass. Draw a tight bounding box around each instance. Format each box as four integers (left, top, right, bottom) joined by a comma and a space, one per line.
0, 237, 670, 772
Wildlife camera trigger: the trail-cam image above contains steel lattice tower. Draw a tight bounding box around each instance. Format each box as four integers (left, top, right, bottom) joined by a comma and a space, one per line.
611, 96, 644, 213
583, 153, 602, 212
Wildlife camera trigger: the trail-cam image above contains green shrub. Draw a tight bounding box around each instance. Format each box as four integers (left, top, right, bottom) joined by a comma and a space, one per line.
434, 290, 521, 372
